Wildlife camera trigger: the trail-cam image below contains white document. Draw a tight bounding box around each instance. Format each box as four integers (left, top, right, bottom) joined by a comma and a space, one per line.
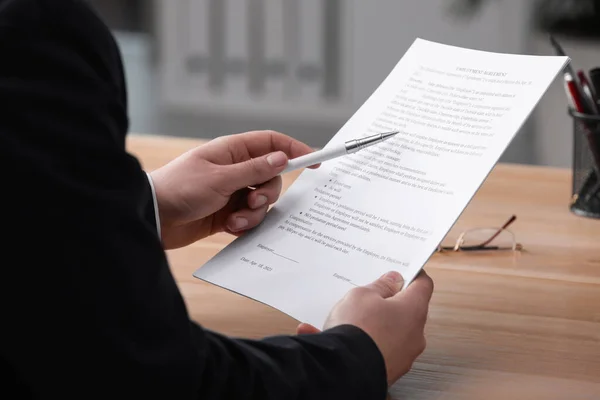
193, 38, 568, 329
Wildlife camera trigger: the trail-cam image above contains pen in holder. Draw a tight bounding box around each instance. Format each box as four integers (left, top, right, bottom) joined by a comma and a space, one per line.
569, 108, 600, 219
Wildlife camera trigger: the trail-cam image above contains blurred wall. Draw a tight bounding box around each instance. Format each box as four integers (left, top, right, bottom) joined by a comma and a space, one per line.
150, 0, 536, 164
90, 1, 600, 168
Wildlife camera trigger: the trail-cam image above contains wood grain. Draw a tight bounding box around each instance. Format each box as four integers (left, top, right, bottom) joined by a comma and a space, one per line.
127, 133, 600, 399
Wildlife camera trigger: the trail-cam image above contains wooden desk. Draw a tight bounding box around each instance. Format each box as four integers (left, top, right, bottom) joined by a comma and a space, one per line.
127, 134, 600, 399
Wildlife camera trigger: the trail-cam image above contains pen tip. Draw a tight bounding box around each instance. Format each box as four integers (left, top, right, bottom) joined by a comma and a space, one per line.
382, 131, 399, 139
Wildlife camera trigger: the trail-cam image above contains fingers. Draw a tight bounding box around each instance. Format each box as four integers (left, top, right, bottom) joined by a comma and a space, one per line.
247, 176, 283, 209
225, 176, 282, 233
225, 204, 269, 233
362, 271, 404, 299
393, 270, 434, 316
223, 176, 282, 233
204, 130, 319, 194
402, 270, 434, 303
217, 151, 289, 194
227, 130, 317, 162
296, 323, 321, 335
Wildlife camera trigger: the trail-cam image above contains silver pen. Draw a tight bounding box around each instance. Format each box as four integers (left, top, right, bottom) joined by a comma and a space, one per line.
281, 131, 398, 174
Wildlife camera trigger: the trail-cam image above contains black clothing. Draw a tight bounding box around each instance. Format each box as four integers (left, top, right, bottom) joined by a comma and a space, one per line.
0, 1, 387, 398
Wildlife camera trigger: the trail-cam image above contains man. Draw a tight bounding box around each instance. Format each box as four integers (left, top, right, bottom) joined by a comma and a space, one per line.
0, 0, 434, 398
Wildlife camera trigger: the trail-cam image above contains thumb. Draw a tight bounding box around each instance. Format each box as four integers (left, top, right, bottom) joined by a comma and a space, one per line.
296, 323, 321, 335
218, 151, 288, 192
363, 271, 404, 299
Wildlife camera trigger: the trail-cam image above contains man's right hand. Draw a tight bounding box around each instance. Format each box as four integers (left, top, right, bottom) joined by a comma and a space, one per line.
299, 270, 434, 385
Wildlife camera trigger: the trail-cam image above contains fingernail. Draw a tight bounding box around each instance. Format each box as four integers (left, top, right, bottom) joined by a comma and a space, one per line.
228, 217, 248, 231
267, 151, 287, 168
253, 195, 268, 208
382, 271, 403, 283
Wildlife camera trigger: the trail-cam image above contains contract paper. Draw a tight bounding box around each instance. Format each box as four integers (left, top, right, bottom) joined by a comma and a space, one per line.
193, 38, 568, 328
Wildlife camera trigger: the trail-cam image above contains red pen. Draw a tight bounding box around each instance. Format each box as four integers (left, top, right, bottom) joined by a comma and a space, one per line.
564, 72, 600, 180
564, 72, 586, 113
577, 70, 599, 114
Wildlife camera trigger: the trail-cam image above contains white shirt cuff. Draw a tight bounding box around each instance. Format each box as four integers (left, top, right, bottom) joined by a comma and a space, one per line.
145, 172, 161, 239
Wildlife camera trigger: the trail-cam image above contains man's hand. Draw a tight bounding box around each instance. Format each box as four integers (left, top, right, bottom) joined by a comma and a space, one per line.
298, 271, 434, 386
149, 130, 317, 249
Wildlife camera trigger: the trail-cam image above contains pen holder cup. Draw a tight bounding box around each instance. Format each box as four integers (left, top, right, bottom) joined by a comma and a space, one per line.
569, 109, 600, 219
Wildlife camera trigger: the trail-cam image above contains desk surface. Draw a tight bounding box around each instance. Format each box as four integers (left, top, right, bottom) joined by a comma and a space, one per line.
127, 134, 600, 400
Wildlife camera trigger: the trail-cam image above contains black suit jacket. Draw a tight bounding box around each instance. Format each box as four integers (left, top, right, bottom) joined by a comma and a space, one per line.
0, 1, 387, 398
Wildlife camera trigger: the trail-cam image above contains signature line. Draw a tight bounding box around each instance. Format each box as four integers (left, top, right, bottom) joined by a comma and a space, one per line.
272, 252, 299, 263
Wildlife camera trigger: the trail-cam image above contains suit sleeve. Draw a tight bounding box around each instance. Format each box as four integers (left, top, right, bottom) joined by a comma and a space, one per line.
0, 1, 388, 399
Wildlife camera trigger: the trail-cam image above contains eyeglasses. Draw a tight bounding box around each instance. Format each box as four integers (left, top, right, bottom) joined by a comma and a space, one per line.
437, 215, 523, 252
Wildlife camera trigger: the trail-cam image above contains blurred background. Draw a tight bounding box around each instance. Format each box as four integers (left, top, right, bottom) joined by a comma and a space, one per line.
87, 0, 600, 168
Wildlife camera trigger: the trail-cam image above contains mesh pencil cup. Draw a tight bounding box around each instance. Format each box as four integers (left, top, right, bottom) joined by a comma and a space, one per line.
569, 109, 600, 219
